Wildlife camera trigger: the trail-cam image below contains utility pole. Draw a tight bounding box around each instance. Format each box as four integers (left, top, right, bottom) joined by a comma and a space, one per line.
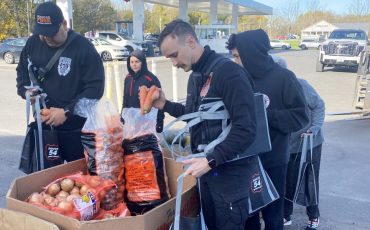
27, 0, 31, 36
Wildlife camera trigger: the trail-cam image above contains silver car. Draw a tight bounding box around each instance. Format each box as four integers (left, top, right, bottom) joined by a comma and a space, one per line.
270, 40, 291, 50
299, 39, 321, 50
87, 37, 129, 61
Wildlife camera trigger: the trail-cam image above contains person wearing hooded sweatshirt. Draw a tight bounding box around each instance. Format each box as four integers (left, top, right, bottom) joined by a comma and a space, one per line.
153, 19, 257, 230
271, 55, 325, 230
226, 30, 309, 230
122, 49, 164, 133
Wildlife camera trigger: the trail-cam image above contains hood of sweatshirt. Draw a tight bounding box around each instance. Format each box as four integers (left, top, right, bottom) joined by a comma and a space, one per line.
234, 29, 277, 78
127, 49, 148, 78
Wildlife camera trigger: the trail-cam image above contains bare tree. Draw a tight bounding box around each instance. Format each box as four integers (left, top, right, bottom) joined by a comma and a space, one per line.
305, 0, 325, 12
279, 0, 301, 35
348, 0, 370, 21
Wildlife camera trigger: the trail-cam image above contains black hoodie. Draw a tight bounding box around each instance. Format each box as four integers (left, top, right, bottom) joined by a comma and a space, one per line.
234, 29, 309, 168
163, 46, 257, 168
16, 30, 105, 130
123, 50, 165, 132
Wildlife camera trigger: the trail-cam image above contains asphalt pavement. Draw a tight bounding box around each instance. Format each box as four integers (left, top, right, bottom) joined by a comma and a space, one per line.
0, 50, 370, 229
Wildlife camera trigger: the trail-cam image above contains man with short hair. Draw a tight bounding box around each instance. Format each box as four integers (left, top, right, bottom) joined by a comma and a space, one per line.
16, 2, 105, 162
226, 30, 309, 230
154, 19, 257, 230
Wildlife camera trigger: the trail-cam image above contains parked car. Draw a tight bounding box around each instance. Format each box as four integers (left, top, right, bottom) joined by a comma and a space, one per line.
87, 37, 129, 61
95, 31, 155, 56
276, 35, 288, 40
270, 40, 291, 50
299, 39, 322, 50
144, 33, 160, 55
0, 37, 27, 64
287, 34, 299, 39
144, 33, 159, 43
316, 29, 369, 72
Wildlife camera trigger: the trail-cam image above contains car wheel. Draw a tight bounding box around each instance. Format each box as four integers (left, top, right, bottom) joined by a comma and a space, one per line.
4, 52, 15, 64
125, 46, 134, 54
101, 51, 112, 62
316, 57, 324, 72
300, 45, 307, 50
282, 45, 288, 50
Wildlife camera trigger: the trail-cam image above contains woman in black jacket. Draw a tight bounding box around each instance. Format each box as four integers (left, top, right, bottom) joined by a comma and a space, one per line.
122, 49, 164, 133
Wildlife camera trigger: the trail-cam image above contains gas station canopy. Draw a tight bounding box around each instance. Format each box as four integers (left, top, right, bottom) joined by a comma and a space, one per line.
144, 0, 273, 16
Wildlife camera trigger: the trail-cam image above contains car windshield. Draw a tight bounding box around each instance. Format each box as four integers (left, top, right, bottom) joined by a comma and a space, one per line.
329, 31, 366, 40
96, 38, 112, 45
6, 38, 27, 46
118, 33, 132, 40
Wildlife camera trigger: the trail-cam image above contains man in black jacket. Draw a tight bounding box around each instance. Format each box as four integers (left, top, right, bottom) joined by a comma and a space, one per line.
16, 2, 105, 162
226, 30, 309, 230
154, 19, 257, 230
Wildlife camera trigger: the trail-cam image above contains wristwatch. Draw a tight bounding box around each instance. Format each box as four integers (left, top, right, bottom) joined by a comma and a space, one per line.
207, 158, 216, 169
64, 108, 72, 119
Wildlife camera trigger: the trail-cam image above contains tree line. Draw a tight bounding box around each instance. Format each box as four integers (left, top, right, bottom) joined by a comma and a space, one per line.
1, 0, 369, 42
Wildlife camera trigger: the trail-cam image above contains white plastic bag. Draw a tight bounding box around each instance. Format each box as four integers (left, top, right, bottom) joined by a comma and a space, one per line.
121, 107, 158, 140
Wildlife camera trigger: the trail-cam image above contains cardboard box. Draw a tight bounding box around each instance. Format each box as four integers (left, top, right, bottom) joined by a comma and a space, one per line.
0, 208, 59, 230
6, 158, 198, 230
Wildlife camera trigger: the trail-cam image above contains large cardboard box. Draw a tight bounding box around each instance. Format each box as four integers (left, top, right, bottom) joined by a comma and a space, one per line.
6, 158, 198, 230
0, 209, 59, 230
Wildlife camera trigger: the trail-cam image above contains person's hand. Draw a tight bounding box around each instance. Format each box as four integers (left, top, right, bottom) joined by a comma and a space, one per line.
41, 107, 67, 127
182, 157, 211, 178
152, 88, 166, 110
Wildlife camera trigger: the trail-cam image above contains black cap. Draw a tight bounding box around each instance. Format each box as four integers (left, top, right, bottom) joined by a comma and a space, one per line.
33, 2, 64, 37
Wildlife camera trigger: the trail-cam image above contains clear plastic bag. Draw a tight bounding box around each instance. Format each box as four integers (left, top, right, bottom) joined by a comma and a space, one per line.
121, 107, 158, 140
75, 98, 125, 211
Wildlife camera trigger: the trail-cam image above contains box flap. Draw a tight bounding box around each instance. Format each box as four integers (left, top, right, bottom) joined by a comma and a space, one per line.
0, 208, 60, 230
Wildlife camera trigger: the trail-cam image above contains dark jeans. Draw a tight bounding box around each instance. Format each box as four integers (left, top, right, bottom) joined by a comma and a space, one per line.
245, 164, 288, 230
57, 129, 84, 162
284, 144, 322, 219
200, 168, 249, 230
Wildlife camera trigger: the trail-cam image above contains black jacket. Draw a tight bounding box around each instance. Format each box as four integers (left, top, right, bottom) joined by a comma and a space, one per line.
234, 29, 309, 168
123, 50, 165, 132
16, 30, 105, 130
163, 46, 256, 167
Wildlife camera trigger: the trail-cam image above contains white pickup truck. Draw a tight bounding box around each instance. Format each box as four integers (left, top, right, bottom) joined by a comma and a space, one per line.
316, 29, 369, 72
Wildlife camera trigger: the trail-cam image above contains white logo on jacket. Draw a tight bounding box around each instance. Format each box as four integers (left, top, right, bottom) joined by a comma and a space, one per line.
58, 57, 71, 76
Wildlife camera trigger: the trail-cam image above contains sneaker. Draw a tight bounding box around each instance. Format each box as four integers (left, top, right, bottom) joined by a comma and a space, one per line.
283, 216, 292, 226
305, 218, 319, 230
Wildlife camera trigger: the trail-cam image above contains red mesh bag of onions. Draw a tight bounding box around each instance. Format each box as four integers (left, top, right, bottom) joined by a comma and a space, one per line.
26, 172, 115, 221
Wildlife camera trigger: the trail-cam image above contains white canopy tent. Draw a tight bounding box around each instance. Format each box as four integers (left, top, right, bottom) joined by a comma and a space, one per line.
56, 0, 272, 41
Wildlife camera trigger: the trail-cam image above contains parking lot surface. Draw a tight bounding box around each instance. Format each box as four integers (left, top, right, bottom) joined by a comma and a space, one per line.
0, 49, 369, 229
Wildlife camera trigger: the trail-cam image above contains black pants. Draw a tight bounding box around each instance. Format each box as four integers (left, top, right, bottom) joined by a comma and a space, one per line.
57, 129, 84, 162
245, 164, 288, 230
200, 167, 249, 230
284, 144, 322, 219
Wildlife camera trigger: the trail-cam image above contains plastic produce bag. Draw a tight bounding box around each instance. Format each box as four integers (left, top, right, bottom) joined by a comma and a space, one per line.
122, 134, 170, 215
121, 107, 158, 140
121, 108, 170, 215
75, 99, 126, 212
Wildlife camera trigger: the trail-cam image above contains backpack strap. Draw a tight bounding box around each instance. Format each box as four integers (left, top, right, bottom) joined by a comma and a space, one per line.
186, 56, 231, 113
204, 55, 230, 77
37, 32, 77, 82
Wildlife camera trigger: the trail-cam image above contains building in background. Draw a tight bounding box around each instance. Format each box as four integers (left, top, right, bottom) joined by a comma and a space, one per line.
301, 20, 370, 39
